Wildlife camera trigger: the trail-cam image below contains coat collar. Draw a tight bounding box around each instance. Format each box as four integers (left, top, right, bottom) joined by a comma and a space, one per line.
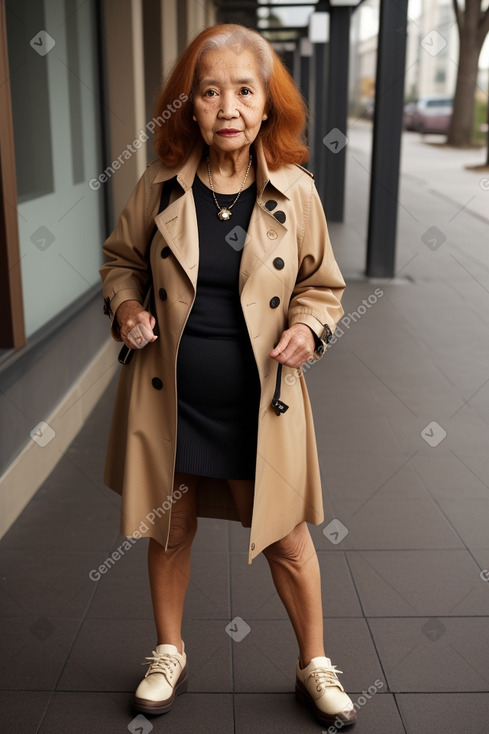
152, 136, 292, 201
153, 137, 294, 292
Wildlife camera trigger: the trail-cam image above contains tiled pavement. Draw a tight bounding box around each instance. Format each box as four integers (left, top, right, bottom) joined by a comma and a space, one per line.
1, 128, 489, 733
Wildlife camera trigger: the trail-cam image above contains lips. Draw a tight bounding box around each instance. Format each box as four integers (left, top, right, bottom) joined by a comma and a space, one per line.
217, 129, 242, 136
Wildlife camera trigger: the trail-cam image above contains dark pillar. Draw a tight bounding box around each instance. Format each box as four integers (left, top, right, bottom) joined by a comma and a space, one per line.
282, 49, 294, 77
322, 6, 351, 222
216, 0, 258, 27
366, 0, 408, 278
299, 39, 312, 153
299, 42, 311, 108
312, 42, 327, 195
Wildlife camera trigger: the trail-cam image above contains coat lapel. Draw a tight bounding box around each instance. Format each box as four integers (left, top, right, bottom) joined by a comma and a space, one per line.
152, 136, 298, 294
155, 191, 200, 289
153, 143, 204, 289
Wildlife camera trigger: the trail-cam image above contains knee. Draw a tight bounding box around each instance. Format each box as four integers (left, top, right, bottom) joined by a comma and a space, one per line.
167, 511, 197, 550
263, 522, 311, 568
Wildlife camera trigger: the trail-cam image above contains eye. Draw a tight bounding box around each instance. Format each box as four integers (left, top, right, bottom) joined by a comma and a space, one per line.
240, 87, 252, 96
204, 89, 218, 97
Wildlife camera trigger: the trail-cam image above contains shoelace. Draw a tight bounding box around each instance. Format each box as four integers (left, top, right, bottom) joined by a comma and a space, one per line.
143, 651, 179, 682
308, 665, 344, 694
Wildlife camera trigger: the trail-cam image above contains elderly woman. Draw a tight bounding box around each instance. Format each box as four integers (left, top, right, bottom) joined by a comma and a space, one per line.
100, 24, 355, 727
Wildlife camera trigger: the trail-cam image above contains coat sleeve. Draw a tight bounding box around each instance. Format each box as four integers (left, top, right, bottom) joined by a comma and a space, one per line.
287, 177, 345, 356
99, 166, 156, 340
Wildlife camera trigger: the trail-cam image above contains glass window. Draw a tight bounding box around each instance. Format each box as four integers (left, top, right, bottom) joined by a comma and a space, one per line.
6, 0, 105, 339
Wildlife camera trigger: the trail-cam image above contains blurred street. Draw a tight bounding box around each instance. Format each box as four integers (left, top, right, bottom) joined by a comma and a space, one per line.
1, 123, 488, 733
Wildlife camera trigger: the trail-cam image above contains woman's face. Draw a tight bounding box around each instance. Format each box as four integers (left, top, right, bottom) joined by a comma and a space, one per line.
193, 47, 268, 154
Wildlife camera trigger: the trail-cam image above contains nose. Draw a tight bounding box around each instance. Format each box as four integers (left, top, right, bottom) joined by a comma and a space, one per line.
219, 92, 239, 119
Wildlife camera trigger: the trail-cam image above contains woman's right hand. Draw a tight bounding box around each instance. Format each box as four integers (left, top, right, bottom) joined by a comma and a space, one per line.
116, 300, 158, 349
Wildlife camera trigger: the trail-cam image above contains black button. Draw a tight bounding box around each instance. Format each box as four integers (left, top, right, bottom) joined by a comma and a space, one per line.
265, 199, 277, 211
273, 257, 284, 270
269, 296, 280, 309
161, 246, 170, 258
273, 210, 286, 224
159, 288, 167, 301
152, 377, 163, 390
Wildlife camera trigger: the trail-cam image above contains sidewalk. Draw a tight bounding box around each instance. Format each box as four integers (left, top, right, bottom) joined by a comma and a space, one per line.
1, 127, 489, 733
349, 118, 489, 222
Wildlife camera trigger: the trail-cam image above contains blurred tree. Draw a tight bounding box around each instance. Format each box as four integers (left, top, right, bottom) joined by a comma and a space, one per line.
447, 0, 489, 147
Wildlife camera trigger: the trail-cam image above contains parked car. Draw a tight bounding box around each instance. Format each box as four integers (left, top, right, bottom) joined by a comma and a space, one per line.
403, 101, 418, 130
403, 95, 453, 134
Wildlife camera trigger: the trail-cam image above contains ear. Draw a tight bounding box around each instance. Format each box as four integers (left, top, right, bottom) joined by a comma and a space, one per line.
262, 113, 268, 121
192, 114, 197, 121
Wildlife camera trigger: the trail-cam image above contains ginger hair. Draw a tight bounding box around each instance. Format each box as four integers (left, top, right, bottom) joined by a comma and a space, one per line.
152, 24, 308, 170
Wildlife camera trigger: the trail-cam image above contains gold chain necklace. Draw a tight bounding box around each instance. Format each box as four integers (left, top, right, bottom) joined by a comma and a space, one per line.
206, 155, 252, 221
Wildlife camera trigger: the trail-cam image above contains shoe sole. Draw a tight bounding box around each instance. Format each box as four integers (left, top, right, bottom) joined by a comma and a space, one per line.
295, 679, 357, 726
133, 667, 188, 715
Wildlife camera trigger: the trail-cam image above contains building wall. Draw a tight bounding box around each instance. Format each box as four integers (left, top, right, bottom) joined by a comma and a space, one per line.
414, 0, 458, 98
0, 0, 216, 538
103, 0, 215, 225
352, 0, 461, 109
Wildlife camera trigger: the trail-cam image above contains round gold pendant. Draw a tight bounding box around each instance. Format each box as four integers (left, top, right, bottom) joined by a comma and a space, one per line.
218, 208, 232, 221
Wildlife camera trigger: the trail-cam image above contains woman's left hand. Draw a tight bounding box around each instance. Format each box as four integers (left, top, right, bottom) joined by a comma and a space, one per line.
269, 323, 316, 369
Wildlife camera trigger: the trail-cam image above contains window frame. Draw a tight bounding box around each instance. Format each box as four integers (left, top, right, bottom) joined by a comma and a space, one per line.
0, 0, 26, 351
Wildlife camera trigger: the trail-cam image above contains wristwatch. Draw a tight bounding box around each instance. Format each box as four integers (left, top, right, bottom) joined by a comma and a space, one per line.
314, 324, 333, 355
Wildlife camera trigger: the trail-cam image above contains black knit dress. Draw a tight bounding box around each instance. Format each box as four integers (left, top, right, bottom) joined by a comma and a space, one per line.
174, 173, 260, 480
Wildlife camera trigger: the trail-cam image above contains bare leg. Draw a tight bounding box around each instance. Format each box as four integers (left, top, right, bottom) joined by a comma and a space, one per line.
148, 473, 199, 654
227, 483, 325, 668
227, 478, 254, 527
264, 522, 325, 668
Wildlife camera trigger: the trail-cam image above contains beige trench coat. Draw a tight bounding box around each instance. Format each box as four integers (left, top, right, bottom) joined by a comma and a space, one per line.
100, 137, 345, 563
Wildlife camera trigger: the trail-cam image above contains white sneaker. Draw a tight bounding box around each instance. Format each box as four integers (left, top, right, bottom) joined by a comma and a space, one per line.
133, 643, 187, 715
295, 656, 357, 726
